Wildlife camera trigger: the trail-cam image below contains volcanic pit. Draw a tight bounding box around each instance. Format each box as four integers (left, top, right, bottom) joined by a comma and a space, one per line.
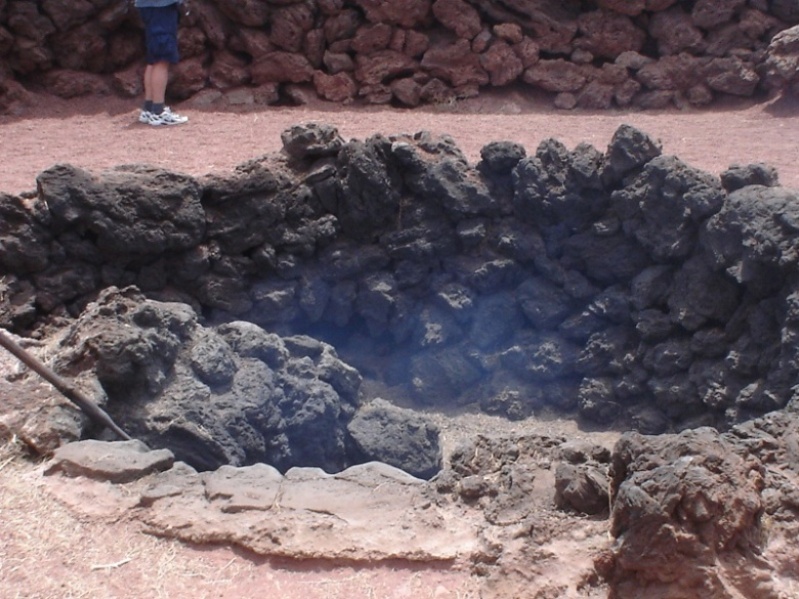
3, 122, 799, 598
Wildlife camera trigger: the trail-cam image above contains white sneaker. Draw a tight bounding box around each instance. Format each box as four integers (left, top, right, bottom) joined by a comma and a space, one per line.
138, 110, 152, 123
147, 107, 189, 126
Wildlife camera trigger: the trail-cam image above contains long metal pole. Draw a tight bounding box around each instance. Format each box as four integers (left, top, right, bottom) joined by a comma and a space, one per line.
0, 328, 132, 441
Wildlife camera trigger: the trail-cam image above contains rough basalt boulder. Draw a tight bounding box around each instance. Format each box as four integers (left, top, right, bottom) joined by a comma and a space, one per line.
0, 193, 52, 275
704, 183, 799, 286
347, 398, 442, 479
606, 427, 778, 598
761, 24, 799, 97
37, 163, 205, 256
48, 286, 366, 473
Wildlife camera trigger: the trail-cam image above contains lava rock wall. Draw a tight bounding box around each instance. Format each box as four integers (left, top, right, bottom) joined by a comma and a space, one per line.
1, 123, 798, 435
1, 0, 798, 112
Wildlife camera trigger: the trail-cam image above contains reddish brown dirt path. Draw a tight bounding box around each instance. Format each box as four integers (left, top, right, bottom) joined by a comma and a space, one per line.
1, 90, 798, 196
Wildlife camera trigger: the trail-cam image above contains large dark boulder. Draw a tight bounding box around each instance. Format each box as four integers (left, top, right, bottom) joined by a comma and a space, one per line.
51, 287, 364, 473
347, 398, 442, 479
410, 155, 499, 218
720, 163, 780, 193
666, 254, 740, 331
600, 123, 662, 186
281, 122, 346, 161
703, 184, 799, 290
334, 136, 403, 239
512, 138, 605, 231
606, 427, 777, 598
611, 155, 725, 261
37, 164, 205, 256
409, 345, 485, 403
201, 156, 297, 254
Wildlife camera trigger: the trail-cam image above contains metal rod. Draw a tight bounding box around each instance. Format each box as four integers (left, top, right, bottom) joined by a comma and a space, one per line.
0, 328, 132, 441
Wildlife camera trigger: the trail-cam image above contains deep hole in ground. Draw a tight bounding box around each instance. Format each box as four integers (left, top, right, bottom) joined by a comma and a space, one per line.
1, 122, 797, 480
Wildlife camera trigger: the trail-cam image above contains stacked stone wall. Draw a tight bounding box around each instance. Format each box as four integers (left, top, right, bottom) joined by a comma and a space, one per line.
1, 0, 798, 111
2, 123, 799, 435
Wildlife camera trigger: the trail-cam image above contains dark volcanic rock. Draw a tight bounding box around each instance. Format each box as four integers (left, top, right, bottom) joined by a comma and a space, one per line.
5, 122, 799, 458
281, 122, 346, 161
0, 193, 51, 274
50, 287, 363, 473
478, 141, 527, 174
607, 427, 778, 598
334, 136, 403, 239
37, 164, 205, 256
720, 163, 780, 193
601, 123, 662, 185
347, 398, 442, 479
611, 155, 725, 261
703, 184, 799, 285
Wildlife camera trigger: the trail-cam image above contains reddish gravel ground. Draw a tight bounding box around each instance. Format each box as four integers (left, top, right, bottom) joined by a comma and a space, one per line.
1, 89, 798, 196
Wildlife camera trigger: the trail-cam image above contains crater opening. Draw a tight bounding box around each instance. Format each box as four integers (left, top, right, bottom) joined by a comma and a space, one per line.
2, 123, 794, 482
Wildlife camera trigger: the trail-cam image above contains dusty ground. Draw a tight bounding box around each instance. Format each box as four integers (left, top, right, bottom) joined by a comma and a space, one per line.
1, 90, 798, 598
1, 434, 480, 599
1, 89, 798, 196
1, 411, 617, 599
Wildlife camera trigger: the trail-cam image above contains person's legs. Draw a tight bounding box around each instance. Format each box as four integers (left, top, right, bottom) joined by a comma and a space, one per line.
144, 61, 170, 106
142, 64, 154, 114
138, 4, 187, 125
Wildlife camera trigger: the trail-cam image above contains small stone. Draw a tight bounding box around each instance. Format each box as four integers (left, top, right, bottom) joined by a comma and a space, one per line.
45, 439, 175, 484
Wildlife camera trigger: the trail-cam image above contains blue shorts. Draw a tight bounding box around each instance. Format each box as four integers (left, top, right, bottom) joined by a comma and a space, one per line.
139, 5, 180, 64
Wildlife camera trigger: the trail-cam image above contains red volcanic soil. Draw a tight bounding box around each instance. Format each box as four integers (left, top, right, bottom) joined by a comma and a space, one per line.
1, 89, 798, 196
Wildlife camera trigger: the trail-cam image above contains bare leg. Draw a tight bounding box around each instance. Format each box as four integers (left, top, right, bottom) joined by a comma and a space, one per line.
140, 58, 187, 124
143, 61, 170, 105
143, 64, 153, 103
